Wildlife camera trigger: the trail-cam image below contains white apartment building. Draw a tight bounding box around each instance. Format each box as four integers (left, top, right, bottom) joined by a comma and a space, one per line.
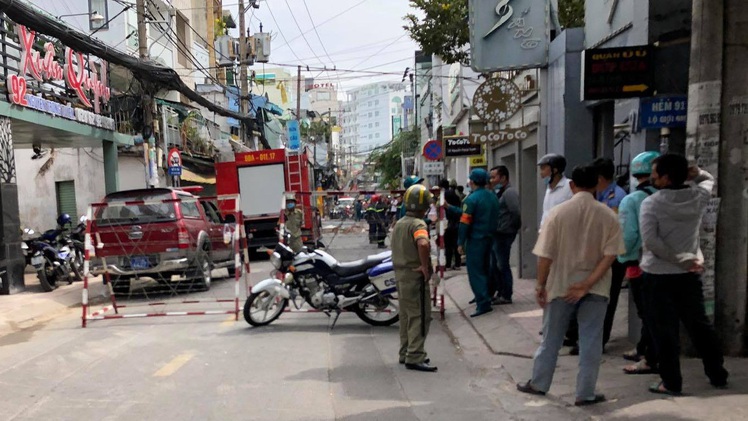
341, 82, 409, 154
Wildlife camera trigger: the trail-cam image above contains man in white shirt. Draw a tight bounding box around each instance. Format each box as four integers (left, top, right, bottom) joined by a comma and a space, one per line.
538, 154, 573, 229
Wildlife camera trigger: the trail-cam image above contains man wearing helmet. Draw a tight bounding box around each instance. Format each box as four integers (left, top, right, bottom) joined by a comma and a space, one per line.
284, 193, 304, 253
398, 175, 425, 219
617, 151, 660, 375
538, 153, 573, 228
391, 184, 437, 372
458, 169, 500, 318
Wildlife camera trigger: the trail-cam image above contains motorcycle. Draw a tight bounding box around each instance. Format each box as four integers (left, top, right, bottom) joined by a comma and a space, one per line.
21, 228, 78, 292
243, 242, 399, 328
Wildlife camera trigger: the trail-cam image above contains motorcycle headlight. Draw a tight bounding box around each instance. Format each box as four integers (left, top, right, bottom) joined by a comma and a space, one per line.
283, 273, 294, 284
270, 252, 282, 270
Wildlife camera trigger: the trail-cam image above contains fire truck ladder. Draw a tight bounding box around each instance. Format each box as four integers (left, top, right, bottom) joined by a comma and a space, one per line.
286, 150, 304, 194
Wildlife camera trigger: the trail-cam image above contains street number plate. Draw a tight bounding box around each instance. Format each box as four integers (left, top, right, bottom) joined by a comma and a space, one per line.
130, 256, 150, 270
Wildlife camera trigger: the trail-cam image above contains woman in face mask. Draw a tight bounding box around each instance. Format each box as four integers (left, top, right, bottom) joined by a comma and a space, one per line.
537, 153, 573, 230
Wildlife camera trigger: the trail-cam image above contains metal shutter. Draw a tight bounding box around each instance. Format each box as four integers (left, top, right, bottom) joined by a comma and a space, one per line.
55, 181, 78, 222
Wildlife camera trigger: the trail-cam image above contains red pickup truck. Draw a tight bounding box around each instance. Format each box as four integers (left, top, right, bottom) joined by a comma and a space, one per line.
90, 187, 237, 294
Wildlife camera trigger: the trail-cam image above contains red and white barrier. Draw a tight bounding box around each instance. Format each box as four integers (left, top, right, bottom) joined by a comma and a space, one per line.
81, 194, 250, 327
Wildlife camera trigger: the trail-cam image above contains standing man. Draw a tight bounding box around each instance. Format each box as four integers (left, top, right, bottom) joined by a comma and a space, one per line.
538, 154, 572, 229
354, 199, 363, 222
592, 157, 627, 349
284, 193, 304, 253
639, 153, 728, 395
458, 169, 500, 318
373, 195, 389, 249
489, 166, 521, 304
365, 196, 381, 244
617, 151, 660, 375
391, 184, 437, 372
516, 165, 624, 406
399, 175, 424, 219
440, 178, 462, 270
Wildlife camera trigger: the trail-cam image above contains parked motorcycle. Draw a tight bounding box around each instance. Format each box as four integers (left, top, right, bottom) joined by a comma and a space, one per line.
21, 228, 77, 292
243, 242, 399, 327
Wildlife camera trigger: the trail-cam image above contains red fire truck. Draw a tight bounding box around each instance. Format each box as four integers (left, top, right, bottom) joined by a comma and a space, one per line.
215, 148, 321, 251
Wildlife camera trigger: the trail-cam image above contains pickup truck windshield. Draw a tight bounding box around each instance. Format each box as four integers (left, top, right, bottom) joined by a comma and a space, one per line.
97, 192, 177, 226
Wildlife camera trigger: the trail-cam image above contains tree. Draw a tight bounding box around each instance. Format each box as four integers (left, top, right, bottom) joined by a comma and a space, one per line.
403, 0, 585, 65
367, 129, 420, 190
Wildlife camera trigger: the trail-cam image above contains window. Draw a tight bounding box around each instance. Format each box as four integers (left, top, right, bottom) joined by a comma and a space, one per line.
317, 92, 331, 101
368, 134, 373, 139
375, 111, 379, 116
375, 122, 379, 127
89, 0, 109, 31
202, 202, 222, 223
375, 133, 380, 138
375, 99, 379, 105
368, 112, 372, 117
180, 196, 202, 219
55, 181, 78, 223
175, 13, 191, 68
368, 123, 373, 128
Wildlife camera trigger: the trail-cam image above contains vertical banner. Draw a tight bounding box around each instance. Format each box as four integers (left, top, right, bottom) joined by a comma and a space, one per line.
469, 0, 550, 71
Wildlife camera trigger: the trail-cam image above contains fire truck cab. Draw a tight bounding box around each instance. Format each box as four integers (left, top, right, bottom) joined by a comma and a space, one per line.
215, 148, 320, 251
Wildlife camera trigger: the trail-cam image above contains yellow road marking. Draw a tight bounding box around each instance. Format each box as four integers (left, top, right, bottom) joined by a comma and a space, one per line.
153, 353, 194, 377
220, 315, 236, 327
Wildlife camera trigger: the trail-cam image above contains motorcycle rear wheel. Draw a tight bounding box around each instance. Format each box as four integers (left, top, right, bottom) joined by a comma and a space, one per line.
243, 291, 287, 326
37, 260, 58, 292
354, 295, 399, 326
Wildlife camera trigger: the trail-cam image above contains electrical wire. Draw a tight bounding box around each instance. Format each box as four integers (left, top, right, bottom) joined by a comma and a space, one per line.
264, 0, 304, 63
272, 0, 370, 52
300, 0, 342, 91
350, 33, 407, 70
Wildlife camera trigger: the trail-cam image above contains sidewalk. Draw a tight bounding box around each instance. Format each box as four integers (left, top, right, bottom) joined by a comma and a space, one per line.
442, 269, 748, 420
0, 274, 106, 338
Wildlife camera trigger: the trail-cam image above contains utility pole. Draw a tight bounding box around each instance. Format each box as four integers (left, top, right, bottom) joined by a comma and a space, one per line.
135, 0, 156, 188
687, 0, 748, 355
238, 0, 249, 147
296, 65, 302, 124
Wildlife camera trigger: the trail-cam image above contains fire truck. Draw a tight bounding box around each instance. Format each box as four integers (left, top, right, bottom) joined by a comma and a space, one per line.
215, 148, 321, 251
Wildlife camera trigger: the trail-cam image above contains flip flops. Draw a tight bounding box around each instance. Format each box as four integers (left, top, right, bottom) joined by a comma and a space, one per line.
648, 381, 681, 396
575, 394, 606, 406
623, 360, 657, 375
623, 350, 642, 362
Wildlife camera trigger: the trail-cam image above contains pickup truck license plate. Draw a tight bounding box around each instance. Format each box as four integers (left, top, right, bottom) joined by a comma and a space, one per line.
130, 256, 150, 270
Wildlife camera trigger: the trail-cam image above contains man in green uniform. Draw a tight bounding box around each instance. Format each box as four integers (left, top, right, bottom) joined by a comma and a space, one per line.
391, 184, 437, 372
398, 175, 424, 219
284, 193, 304, 253
458, 169, 500, 318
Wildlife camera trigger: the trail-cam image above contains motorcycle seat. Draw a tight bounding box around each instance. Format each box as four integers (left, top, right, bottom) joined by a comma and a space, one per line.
333, 250, 392, 277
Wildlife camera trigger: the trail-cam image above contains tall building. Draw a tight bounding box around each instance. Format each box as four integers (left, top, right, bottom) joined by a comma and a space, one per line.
341, 82, 409, 153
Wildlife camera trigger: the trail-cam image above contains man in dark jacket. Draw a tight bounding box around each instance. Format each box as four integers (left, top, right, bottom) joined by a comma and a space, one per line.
489, 166, 521, 304
440, 178, 462, 270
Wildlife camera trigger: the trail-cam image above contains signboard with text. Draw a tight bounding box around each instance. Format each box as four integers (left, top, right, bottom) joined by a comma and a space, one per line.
582, 45, 654, 100
639, 96, 687, 129
167, 148, 182, 176
469, 126, 530, 146
287, 120, 300, 151
469, 0, 550, 71
237, 149, 285, 165
422, 161, 444, 176
445, 136, 482, 157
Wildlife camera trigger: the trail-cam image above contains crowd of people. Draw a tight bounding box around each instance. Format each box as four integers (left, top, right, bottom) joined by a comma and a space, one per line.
390, 150, 729, 406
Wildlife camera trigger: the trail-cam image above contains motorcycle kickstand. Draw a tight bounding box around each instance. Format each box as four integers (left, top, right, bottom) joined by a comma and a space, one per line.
329, 309, 342, 330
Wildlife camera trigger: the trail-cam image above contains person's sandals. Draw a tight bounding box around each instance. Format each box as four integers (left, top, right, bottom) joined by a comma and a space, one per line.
623, 350, 643, 362
516, 381, 546, 396
648, 381, 681, 396
575, 394, 606, 406
623, 359, 657, 375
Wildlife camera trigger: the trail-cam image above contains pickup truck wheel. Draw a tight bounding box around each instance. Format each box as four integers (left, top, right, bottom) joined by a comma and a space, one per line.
192, 247, 213, 291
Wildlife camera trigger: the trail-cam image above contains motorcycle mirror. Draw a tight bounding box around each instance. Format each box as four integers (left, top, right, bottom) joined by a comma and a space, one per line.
79, 215, 88, 223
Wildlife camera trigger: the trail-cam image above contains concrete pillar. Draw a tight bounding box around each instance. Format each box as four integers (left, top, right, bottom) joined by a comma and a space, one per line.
0, 117, 25, 294
103, 141, 119, 194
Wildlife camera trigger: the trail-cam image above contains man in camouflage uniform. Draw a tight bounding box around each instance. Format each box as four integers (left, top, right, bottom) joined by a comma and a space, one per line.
284, 193, 304, 253
391, 184, 437, 372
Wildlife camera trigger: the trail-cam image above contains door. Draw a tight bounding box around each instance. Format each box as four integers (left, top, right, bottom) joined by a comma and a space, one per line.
202, 201, 232, 261
55, 181, 78, 223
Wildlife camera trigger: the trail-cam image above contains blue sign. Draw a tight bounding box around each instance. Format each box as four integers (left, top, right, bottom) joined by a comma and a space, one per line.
287, 120, 300, 150
168, 166, 182, 176
640, 96, 687, 129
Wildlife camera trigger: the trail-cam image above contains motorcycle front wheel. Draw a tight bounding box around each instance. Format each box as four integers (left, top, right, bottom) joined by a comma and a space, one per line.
243, 291, 287, 326
37, 260, 58, 292
354, 294, 399, 326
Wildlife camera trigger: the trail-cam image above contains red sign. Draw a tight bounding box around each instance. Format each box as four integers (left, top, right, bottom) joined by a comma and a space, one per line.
422, 140, 443, 161
305, 82, 335, 91
11, 25, 111, 113
237, 149, 285, 165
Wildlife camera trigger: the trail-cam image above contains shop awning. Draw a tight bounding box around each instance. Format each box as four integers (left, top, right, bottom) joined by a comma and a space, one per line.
181, 169, 215, 184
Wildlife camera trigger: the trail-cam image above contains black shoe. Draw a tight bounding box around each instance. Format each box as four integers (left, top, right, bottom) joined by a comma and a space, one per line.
400, 358, 430, 365
492, 297, 512, 305
377, 244, 387, 249
563, 338, 577, 347
468, 298, 476, 304
405, 362, 438, 372
516, 381, 545, 396
470, 308, 493, 318
575, 394, 606, 406
569, 346, 579, 356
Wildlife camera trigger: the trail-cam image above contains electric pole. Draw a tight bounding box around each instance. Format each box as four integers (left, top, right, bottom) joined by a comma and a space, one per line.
136, 0, 156, 188
238, 0, 249, 146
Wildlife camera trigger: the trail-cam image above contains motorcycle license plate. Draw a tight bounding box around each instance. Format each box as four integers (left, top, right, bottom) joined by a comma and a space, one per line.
31, 256, 44, 266
130, 256, 150, 270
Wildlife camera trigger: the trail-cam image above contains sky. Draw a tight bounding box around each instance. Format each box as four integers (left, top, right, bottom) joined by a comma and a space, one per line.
243, 0, 421, 95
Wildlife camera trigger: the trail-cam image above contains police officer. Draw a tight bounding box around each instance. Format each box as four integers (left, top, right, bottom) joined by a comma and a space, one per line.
398, 175, 424, 219
458, 169, 500, 318
392, 184, 437, 372
284, 193, 304, 253
365, 195, 384, 245
373, 195, 389, 248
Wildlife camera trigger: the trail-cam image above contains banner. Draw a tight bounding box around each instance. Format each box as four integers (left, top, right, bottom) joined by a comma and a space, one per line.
469, 0, 550, 71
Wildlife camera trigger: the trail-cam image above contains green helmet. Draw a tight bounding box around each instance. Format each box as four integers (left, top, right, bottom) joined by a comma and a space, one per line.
403, 175, 424, 189
404, 184, 433, 213
630, 151, 660, 176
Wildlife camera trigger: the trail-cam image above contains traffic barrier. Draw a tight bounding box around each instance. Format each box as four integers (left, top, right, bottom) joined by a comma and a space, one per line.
81, 194, 250, 327
279, 189, 447, 320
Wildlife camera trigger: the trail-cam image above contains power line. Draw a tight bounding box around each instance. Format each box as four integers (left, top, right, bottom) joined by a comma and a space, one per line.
300, 0, 343, 99
264, 0, 304, 63
272, 0, 370, 51
350, 33, 408, 70
283, 0, 326, 67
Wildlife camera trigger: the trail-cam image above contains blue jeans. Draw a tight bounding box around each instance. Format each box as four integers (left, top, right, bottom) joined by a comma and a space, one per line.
530, 294, 608, 401
490, 233, 516, 299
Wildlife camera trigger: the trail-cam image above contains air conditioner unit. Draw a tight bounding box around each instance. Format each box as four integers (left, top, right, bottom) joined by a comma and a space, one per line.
252, 32, 271, 63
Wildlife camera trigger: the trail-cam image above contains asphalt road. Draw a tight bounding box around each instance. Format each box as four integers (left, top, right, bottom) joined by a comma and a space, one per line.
0, 224, 534, 421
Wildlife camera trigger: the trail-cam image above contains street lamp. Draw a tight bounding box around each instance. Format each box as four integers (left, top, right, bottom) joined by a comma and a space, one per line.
57, 11, 106, 24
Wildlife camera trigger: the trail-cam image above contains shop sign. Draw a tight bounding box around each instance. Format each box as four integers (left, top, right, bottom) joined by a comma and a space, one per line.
639, 96, 687, 129
8, 24, 112, 115
582, 45, 654, 100
469, 149, 487, 166
305, 82, 335, 91
469, 126, 529, 146
444, 135, 482, 157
